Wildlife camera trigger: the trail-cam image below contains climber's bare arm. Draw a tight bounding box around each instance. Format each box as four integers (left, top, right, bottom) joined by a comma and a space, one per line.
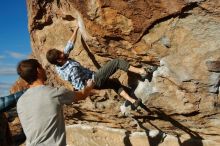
69, 26, 79, 44
63, 26, 79, 55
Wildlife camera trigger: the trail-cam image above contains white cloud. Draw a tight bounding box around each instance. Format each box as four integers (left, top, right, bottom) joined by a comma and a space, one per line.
0, 55, 5, 59
6, 51, 27, 59
0, 82, 11, 89
0, 67, 17, 75
0, 82, 11, 96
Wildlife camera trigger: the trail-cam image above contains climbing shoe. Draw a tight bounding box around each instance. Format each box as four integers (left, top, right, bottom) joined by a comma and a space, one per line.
141, 66, 158, 81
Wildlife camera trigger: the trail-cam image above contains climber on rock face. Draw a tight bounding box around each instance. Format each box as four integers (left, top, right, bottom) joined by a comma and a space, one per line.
46, 26, 158, 110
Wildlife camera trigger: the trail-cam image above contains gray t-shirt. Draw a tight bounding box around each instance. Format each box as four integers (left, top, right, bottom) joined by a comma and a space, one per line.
17, 85, 75, 146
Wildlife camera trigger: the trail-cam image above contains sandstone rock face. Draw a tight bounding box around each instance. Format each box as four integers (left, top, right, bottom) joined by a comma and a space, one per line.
66, 125, 219, 146
12, 0, 220, 145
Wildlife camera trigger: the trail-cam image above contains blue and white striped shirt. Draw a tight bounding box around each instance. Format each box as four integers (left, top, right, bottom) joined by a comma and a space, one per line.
56, 41, 94, 90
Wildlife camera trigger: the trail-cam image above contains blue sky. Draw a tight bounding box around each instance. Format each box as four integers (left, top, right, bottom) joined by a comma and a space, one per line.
0, 1, 31, 96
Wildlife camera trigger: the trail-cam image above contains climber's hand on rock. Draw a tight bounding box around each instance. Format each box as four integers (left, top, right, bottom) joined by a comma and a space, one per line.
86, 79, 95, 89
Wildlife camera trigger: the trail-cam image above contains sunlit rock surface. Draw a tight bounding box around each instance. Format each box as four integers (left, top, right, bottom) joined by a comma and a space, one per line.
10, 0, 220, 145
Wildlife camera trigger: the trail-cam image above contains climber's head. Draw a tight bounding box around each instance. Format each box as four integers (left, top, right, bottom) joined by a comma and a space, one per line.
46, 49, 68, 66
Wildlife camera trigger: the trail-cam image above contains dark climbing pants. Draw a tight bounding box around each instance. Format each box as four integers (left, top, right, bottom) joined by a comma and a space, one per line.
94, 59, 130, 94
